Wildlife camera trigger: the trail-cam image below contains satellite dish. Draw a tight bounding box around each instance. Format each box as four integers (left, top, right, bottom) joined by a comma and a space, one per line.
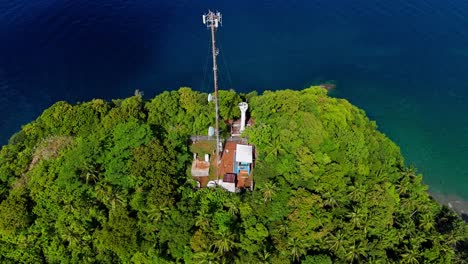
207, 181, 217, 188
208, 126, 215, 137
208, 93, 213, 102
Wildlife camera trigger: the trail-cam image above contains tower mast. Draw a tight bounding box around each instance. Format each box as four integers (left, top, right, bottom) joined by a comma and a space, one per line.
203, 10, 222, 180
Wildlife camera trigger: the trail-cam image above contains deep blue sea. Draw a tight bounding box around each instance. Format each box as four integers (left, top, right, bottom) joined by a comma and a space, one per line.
1, 0, 468, 199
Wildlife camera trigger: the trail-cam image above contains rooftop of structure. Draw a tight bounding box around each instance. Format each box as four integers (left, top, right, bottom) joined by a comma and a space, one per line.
236, 144, 253, 163
191, 159, 210, 177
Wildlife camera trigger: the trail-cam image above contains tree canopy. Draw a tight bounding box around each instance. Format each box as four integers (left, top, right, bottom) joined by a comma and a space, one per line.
0, 87, 466, 263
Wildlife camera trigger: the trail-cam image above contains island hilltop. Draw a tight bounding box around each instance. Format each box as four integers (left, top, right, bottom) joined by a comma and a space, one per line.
0, 86, 466, 263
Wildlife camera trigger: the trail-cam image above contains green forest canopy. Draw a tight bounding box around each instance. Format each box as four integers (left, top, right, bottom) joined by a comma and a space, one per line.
0, 86, 466, 263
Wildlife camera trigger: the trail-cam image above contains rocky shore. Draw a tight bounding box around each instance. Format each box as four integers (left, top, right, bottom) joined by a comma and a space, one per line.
430, 191, 468, 222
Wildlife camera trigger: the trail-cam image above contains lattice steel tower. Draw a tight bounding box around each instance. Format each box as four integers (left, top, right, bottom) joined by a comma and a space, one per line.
203, 10, 222, 179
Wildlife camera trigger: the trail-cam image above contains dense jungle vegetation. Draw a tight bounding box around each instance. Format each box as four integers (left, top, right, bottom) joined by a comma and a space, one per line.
0, 87, 467, 263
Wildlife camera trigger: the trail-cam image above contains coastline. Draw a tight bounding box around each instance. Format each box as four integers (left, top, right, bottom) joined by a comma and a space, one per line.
430, 191, 468, 222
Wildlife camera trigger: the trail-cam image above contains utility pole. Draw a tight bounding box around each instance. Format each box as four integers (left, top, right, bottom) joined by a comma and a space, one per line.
203, 10, 222, 180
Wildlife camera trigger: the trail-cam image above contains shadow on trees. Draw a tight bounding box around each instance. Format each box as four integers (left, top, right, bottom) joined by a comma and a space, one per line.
461, 213, 468, 223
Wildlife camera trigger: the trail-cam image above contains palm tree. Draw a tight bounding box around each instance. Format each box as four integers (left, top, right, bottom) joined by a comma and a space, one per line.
276, 221, 289, 235
61, 224, 86, 248
287, 237, 306, 262
396, 178, 411, 196
212, 230, 237, 254
436, 240, 454, 256
257, 249, 271, 264
323, 192, 339, 208
309, 206, 327, 229
109, 188, 126, 209
418, 213, 434, 232
326, 231, 346, 254
265, 137, 286, 162
345, 242, 367, 263
147, 206, 169, 223
80, 162, 100, 185
195, 211, 211, 230
367, 257, 387, 264
400, 219, 417, 237
401, 197, 418, 213
444, 230, 463, 247
395, 229, 407, 244
94, 182, 110, 205
224, 200, 239, 216
261, 182, 277, 202
348, 185, 365, 202
346, 208, 367, 229
409, 235, 426, 250
400, 246, 420, 264
401, 166, 417, 179
192, 251, 217, 264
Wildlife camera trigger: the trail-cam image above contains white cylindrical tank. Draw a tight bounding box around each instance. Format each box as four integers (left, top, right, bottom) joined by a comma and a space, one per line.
238, 102, 249, 132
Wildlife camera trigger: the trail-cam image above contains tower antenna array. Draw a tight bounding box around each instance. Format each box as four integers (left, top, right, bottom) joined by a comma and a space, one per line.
203, 10, 222, 180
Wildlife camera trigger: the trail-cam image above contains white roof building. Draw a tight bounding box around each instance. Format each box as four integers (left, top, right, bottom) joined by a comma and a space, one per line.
235, 144, 253, 163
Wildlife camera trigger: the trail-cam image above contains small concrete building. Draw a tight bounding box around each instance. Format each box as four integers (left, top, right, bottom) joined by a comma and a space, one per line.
191, 154, 210, 187
235, 144, 253, 177
216, 142, 254, 193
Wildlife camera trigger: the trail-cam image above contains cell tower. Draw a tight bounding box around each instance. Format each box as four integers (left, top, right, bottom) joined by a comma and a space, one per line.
203, 10, 222, 180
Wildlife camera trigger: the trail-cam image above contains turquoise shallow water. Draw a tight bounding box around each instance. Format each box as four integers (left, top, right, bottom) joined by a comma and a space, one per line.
1, 0, 468, 199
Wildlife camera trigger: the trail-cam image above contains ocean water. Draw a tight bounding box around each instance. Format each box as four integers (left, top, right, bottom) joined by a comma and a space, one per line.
1, 0, 468, 199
